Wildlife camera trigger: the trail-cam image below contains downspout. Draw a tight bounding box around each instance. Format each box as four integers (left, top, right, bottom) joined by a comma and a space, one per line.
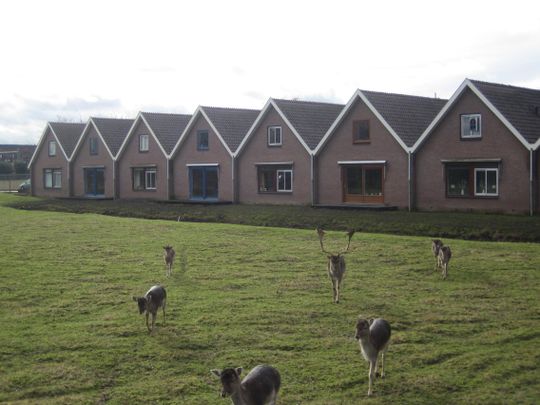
166, 157, 171, 201
310, 153, 315, 206
232, 154, 236, 203
408, 151, 412, 212
112, 158, 116, 199
530, 148, 534, 216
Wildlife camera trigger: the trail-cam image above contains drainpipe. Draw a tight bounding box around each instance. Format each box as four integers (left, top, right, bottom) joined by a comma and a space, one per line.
232, 155, 236, 203
530, 148, 534, 216
310, 154, 315, 206
407, 151, 412, 212
166, 158, 171, 201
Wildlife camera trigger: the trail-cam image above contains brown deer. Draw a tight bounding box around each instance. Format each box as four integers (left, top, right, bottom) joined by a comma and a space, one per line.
431, 239, 444, 269
163, 245, 176, 277
317, 227, 355, 303
439, 245, 452, 279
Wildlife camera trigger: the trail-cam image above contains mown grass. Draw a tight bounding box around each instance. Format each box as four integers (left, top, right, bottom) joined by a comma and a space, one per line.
0, 194, 539, 404
6, 194, 540, 242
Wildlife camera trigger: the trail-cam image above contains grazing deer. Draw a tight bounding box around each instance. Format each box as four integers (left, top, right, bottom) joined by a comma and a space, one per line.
317, 227, 355, 303
355, 318, 391, 396
163, 245, 176, 277
432, 239, 444, 269
438, 245, 452, 279
211, 365, 281, 405
132, 285, 167, 332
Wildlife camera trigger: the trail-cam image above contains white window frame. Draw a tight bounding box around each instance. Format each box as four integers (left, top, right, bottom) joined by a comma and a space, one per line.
474, 168, 498, 196
276, 169, 293, 192
48, 141, 57, 156
267, 126, 282, 146
461, 114, 482, 139
44, 168, 62, 189
139, 134, 149, 152
145, 169, 157, 190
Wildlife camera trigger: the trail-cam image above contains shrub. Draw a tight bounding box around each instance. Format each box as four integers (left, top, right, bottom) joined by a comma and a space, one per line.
14, 160, 29, 174
0, 161, 13, 174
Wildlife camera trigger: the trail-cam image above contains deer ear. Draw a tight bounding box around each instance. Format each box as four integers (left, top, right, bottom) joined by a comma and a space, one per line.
235, 367, 243, 376
210, 369, 221, 377
369, 318, 375, 325
132, 296, 137, 302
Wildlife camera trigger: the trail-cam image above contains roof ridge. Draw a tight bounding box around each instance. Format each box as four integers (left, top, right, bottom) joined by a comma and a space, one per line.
272, 98, 345, 106
140, 111, 192, 116
91, 116, 134, 121
360, 89, 448, 101
201, 105, 260, 112
469, 78, 540, 93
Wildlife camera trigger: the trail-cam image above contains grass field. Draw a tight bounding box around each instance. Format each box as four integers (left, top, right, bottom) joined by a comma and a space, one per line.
1, 195, 539, 404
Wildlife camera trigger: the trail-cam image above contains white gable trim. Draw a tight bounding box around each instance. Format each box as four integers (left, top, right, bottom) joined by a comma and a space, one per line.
270, 99, 312, 154
71, 119, 115, 161
411, 79, 533, 152
28, 122, 72, 167
169, 106, 233, 158
313, 89, 409, 155
234, 99, 273, 157
115, 113, 168, 160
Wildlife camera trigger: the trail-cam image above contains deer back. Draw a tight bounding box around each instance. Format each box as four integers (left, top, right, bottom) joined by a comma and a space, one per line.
241, 365, 281, 404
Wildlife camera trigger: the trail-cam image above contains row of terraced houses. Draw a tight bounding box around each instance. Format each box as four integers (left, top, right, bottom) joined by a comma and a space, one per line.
29, 79, 540, 214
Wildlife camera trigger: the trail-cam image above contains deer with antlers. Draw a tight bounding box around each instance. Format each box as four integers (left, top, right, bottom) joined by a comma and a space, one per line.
317, 227, 355, 303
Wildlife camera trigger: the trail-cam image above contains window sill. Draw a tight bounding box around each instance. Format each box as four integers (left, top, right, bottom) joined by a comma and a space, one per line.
258, 191, 293, 194
353, 140, 371, 144
446, 195, 499, 199
459, 136, 482, 141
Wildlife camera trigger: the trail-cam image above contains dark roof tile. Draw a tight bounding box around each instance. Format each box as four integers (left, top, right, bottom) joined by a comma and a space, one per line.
92, 117, 134, 157
201, 107, 259, 152
48, 122, 85, 157
141, 112, 192, 154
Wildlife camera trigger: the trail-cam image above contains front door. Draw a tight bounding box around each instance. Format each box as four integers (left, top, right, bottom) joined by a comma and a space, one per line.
342, 165, 384, 204
84, 168, 105, 196
189, 166, 218, 200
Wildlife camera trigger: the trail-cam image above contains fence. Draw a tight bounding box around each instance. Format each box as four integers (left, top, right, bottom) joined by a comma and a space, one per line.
0, 174, 29, 192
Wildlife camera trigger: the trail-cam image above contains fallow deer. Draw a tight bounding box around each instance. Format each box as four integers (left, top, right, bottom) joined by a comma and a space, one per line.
432, 239, 443, 269
355, 317, 391, 396
211, 365, 281, 405
163, 245, 176, 277
132, 285, 167, 332
439, 245, 452, 279
317, 227, 355, 303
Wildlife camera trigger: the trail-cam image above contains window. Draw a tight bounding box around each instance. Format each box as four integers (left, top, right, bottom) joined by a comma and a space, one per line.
48, 141, 57, 156
475, 168, 498, 196
133, 167, 157, 190
258, 165, 293, 192
44, 168, 62, 189
139, 134, 149, 152
197, 130, 209, 150
267, 126, 282, 146
446, 164, 499, 197
461, 114, 481, 138
353, 120, 370, 143
89, 137, 99, 155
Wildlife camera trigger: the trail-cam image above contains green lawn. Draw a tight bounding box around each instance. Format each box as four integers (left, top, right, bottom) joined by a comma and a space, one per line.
0, 195, 539, 404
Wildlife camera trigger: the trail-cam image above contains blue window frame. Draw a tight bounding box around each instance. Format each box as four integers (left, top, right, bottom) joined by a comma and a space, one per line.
84, 168, 105, 196
189, 166, 218, 200
197, 130, 209, 150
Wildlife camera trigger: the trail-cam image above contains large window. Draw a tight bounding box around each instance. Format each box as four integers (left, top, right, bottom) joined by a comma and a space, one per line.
133, 167, 156, 190
353, 120, 370, 143
89, 137, 99, 155
461, 114, 481, 139
44, 168, 62, 189
197, 130, 209, 150
446, 164, 499, 197
267, 126, 282, 146
258, 165, 292, 192
139, 134, 149, 152
189, 166, 218, 200
342, 165, 384, 203
48, 141, 57, 156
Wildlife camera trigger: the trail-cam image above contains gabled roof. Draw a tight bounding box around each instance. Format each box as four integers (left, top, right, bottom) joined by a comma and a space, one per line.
92, 117, 134, 157
315, 89, 446, 155
140, 112, 192, 155
202, 107, 260, 153
171, 106, 259, 157
236, 98, 344, 156
28, 122, 85, 167
413, 79, 540, 152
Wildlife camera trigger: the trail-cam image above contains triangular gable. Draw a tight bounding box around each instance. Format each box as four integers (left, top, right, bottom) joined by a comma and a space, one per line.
234, 98, 315, 157
170, 106, 235, 158
315, 90, 417, 155
71, 119, 115, 161
412, 79, 535, 152
140, 112, 191, 155
115, 112, 168, 160
28, 122, 83, 167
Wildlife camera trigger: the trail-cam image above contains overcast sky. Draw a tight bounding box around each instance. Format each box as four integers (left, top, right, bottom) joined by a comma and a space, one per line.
1, 0, 539, 144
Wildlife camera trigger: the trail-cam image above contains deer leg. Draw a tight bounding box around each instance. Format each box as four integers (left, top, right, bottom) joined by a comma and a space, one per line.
145, 312, 150, 332
368, 360, 375, 396
335, 279, 341, 303
380, 347, 388, 378
331, 278, 337, 303
151, 312, 156, 331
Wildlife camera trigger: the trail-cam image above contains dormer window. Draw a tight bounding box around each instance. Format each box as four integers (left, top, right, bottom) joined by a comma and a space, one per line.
461, 114, 481, 139
48, 141, 57, 156
139, 134, 149, 152
268, 126, 282, 146
353, 120, 370, 143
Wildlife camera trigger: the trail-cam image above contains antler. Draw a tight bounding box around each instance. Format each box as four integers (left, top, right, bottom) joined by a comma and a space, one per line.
339, 229, 356, 254
316, 227, 332, 254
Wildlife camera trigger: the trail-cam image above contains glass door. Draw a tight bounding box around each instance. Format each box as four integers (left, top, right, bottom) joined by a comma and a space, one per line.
342, 165, 383, 203
189, 166, 218, 200
84, 168, 105, 196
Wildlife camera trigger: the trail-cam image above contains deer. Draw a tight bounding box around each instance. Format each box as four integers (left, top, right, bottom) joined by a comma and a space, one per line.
355, 317, 391, 396
317, 227, 355, 303
431, 239, 444, 269
132, 285, 167, 332
439, 245, 452, 279
163, 245, 176, 277
211, 365, 281, 405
